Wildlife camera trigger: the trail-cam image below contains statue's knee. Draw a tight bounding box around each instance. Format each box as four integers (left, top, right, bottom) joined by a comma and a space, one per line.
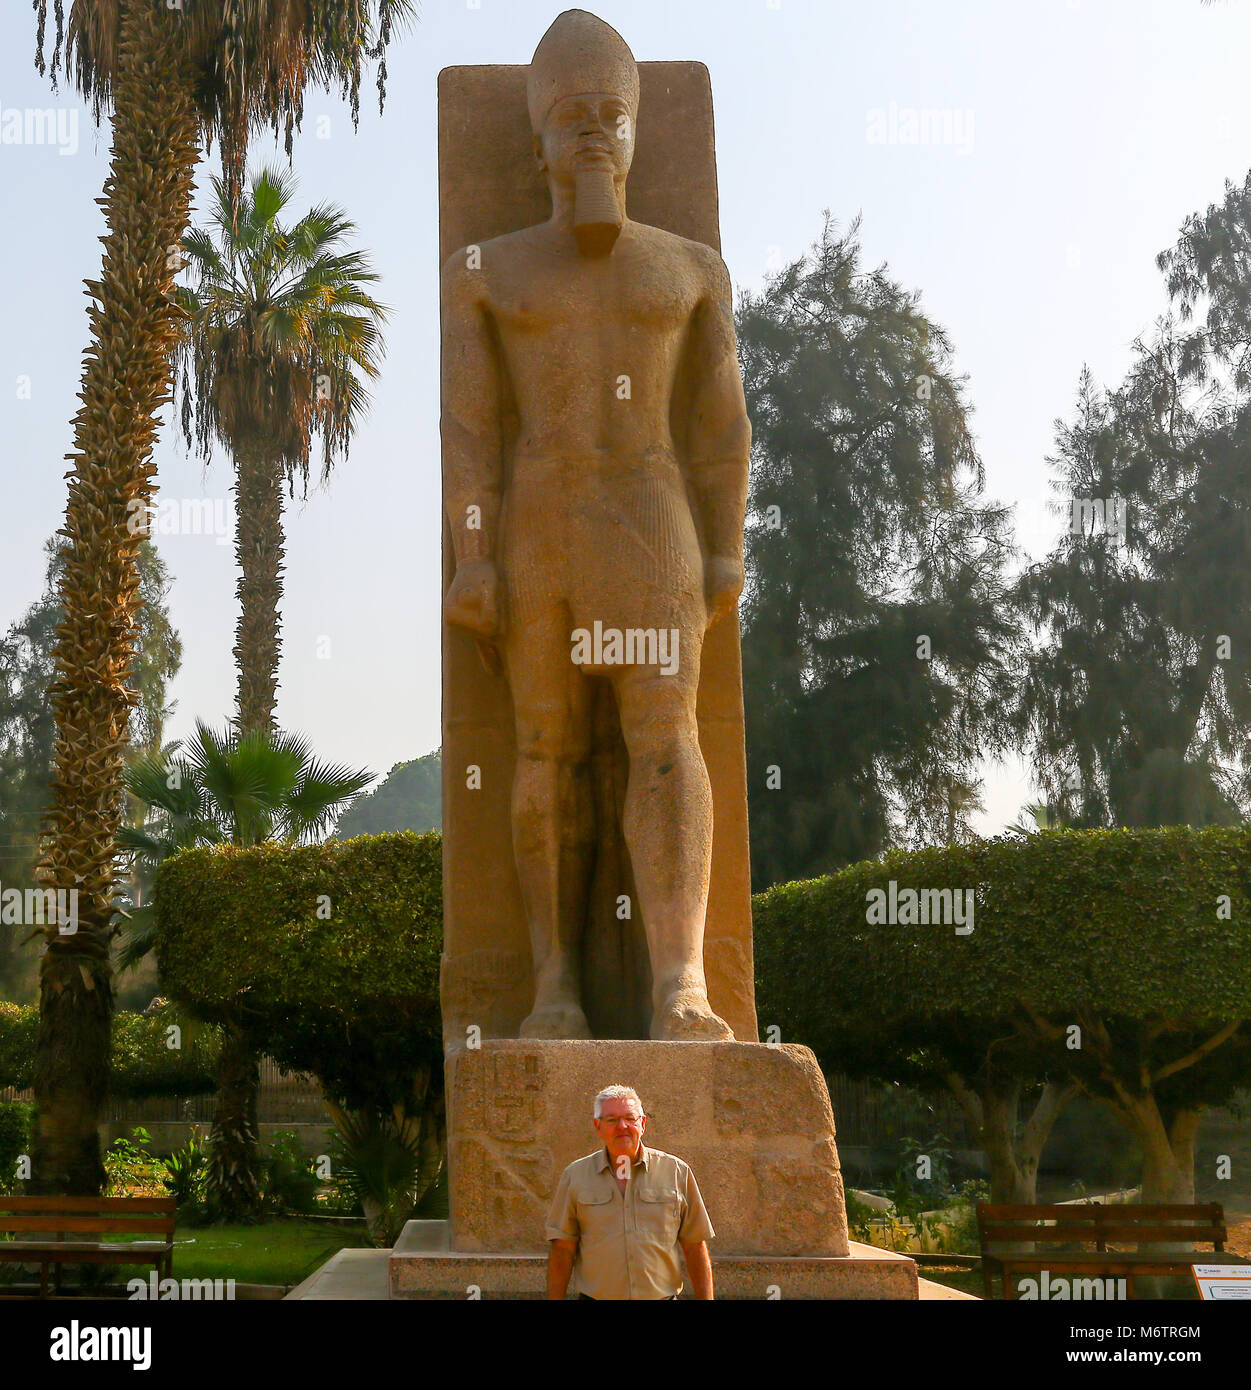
618, 688, 697, 760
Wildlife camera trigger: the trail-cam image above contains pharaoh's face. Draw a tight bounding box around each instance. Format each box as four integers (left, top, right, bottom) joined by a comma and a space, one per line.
536, 92, 635, 188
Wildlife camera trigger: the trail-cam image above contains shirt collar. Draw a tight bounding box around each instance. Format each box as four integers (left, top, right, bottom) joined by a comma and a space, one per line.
596, 1144, 650, 1171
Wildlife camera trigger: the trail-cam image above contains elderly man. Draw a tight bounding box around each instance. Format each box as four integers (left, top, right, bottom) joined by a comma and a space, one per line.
545, 1085, 715, 1300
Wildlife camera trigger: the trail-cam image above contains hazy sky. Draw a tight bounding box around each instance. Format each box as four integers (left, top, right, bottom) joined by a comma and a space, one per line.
4, 0, 1251, 835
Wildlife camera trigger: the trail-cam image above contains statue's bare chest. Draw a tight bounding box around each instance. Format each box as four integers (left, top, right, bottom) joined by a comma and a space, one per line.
489, 244, 698, 346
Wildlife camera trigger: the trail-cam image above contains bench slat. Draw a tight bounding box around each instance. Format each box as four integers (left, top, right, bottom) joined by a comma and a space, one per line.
979, 1203, 1220, 1220
0, 1249, 171, 1265
1071, 1225, 1223, 1244
0, 1216, 175, 1234
0, 1197, 174, 1213
0, 1251, 170, 1262
979, 1224, 1223, 1244
995, 1252, 1251, 1268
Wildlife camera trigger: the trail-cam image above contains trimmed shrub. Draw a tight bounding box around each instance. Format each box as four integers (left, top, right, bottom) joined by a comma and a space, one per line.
0, 1002, 37, 1091
0, 1101, 32, 1192
153, 831, 442, 1110
0, 1001, 216, 1098
755, 827, 1251, 1035
110, 1004, 219, 1099
153, 832, 445, 1241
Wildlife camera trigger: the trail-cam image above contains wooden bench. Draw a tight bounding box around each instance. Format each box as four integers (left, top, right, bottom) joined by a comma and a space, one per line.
977, 1202, 1249, 1300
0, 1196, 175, 1298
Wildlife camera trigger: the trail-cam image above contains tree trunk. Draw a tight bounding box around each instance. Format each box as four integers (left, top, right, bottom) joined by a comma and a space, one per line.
232, 441, 286, 736
32, 0, 199, 1195
1017, 1080, 1078, 1201
1109, 1098, 1202, 1294
1136, 1105, 1200, 1205
207, 439, 286, 1216
206, 1019, 263, 1222
981, 1084, 1034, 1204
945, 1073, 1076, 1204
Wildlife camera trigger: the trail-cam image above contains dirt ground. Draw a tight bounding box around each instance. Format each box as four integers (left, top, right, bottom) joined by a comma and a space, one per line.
1222, 1216, 1251, 1257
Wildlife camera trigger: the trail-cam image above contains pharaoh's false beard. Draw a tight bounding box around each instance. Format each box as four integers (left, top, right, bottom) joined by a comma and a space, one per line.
573, 166, 622, 256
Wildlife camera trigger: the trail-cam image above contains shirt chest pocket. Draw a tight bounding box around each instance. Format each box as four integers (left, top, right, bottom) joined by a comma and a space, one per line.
576, 1191, 617, 1243
634, 1187, 680, 1243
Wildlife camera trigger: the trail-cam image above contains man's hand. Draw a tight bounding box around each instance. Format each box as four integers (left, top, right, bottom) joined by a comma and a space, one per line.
445, 556, 502, 638
682, 1240, 714, 1300
547, 1238, 577, 1300
704, 554, 744, 629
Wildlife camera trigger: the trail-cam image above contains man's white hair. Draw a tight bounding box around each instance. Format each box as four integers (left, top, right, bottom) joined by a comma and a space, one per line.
593, 1084, 642, 1119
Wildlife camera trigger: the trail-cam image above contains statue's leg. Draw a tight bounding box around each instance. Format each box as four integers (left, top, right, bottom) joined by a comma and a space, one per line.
507, 607, 596, 1040
613, 665, 734, 1041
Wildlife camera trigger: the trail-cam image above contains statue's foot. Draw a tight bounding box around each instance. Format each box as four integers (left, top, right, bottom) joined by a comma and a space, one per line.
651, 988, 735, 1041
519, 1001, 592, 1040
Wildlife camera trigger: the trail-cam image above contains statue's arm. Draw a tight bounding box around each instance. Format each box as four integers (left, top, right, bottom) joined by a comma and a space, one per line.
687, 252, 752, 625
441, 250, 504, 637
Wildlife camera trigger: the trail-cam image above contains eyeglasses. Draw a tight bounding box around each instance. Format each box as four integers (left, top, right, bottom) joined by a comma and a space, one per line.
596, 1113, 644, 1128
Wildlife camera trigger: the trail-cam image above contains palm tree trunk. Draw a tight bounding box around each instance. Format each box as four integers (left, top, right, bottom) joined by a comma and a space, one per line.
33, 0, 199, 1195
206, 1019, 263, 1222
232, 441, 286, 736
211, 439, 286, 1219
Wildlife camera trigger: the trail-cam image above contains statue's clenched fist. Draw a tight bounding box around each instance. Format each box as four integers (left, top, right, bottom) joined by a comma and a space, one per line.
445, 557, 502, 638
704, 554, 744, 629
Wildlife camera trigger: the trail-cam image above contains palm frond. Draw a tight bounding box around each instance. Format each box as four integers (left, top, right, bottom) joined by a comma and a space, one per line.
115, 904, 158, 973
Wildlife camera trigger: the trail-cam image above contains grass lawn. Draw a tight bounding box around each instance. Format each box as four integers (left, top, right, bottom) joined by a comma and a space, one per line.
917, 1266, 982, 1297
18, 1219, 376, 1292
164, 1219, 374, 1287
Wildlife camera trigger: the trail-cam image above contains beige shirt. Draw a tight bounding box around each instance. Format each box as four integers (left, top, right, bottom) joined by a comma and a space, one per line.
545, 1145, 715, 1301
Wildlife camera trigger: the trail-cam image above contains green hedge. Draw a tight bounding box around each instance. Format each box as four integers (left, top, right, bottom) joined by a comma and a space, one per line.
754, 827, 1251, 1094
756, 827, 1251, 1019
153, 831, 443, 1110
109, 1004, 219, 1099
0, 1001, 217, 1097
0, 1101, 31, 1190
0, 1002, 37, 1092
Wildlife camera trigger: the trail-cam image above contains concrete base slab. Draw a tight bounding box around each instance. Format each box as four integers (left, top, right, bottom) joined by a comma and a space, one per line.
388, 1220, 919, 1299
285, 1231, 968, 1300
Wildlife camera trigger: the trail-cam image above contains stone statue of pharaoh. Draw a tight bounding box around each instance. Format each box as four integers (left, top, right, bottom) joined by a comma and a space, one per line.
440, 9, 750, 1041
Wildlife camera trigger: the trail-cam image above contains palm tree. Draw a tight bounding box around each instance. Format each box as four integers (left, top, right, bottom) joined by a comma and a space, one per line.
120, 721, 373, 1219
1004, 799, 1065, 837
175, 166, 388, 735
29, 0, 409, 1195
